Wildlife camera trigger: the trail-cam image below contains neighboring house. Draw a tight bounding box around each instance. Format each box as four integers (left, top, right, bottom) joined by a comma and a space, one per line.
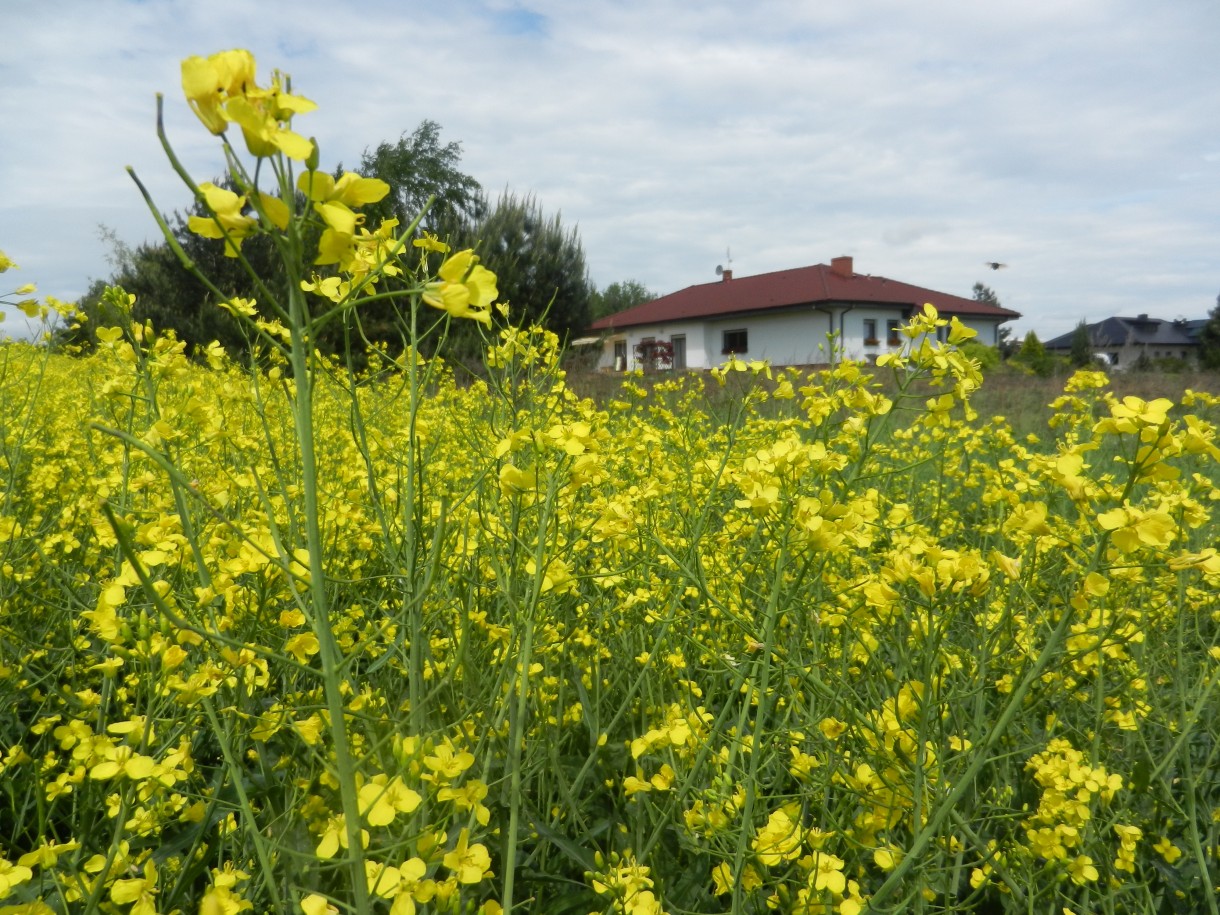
588, 256, 1020, 372
1043, 315, 1207, 369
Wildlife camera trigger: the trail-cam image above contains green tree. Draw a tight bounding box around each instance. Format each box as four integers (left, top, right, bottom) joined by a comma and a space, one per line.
1199, 293, 1220, 370
65, 192, 289, 356
589, 280, 655, 320
1013, 330, 1055, 377
974, 283, 1017, 357
451, 190, 592, 342
972, 282, 1001, 308
1069, 320, 1094, 367
358, 120, 485, 235
68, 121, 486, 358
958, 341, 1001, 373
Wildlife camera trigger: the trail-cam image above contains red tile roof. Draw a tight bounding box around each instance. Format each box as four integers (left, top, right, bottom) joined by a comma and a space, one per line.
589, 261, 1021, 331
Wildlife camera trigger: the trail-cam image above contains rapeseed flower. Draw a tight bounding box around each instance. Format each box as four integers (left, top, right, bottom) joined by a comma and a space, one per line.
187, 183, 257, 257
422, 250, 497, 325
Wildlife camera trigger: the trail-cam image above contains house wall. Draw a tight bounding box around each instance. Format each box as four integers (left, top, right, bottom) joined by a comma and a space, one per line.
1097, 344, 1198, 369
597, 309, 1009, 371
708, 311, 835, 366
595, 320, 710, 371
597, 312, 837, 370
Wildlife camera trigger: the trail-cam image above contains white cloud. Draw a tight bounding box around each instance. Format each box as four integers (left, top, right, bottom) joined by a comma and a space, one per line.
2, 0, 1217, 342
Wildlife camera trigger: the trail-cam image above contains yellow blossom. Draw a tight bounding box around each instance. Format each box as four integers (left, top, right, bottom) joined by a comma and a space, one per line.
443, 829, 492, 884
181, 49, 256, 134
358, 774, 422, 827
423, 250, 497, 325
188, 183, 258, 257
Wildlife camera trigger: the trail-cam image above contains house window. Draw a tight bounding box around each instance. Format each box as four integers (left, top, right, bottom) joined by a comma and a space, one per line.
886, 320, 901, 346
863, 319, 878, 345
613, 339, 627, 371
722, 329, 748, 354
936, 324, 948, 343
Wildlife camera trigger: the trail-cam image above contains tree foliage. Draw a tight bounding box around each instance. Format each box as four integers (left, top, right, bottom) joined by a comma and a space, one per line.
358, 120, 486, 235
973, 283, 1017, 357
1012, 330, 1055, 377
1199, 293, 1220, 370
65, 189, 289, 355
972, 282, 1001, 308
1069, 320, 1094, 367
590, 280, 655, 320
67, 122, 595, 361
451, 190, 592, 342
67, 122, 485, 358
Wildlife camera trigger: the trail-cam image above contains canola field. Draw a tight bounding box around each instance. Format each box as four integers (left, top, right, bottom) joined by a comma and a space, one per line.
3, 45, 1220, 915
1, 323, 1219, 915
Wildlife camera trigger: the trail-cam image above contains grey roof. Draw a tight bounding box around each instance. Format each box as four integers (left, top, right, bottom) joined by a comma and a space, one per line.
1045, 316, 1207, 351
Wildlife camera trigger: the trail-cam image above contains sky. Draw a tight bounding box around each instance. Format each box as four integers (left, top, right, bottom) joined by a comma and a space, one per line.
3, 0, 1219, 342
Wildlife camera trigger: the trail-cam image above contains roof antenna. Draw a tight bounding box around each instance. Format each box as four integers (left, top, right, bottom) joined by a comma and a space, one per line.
715, 248, 732, 277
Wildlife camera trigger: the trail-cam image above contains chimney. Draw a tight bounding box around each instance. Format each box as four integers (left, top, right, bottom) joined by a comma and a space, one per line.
830, 256, 853, 278
721, 269, 733, 282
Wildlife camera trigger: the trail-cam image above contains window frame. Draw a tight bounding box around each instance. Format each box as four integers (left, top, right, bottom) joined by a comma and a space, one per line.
721, 328, 749, 355
886, 319, 902, 346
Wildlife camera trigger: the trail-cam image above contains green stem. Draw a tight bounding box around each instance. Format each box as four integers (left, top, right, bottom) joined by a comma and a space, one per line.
286, 278, 370, 913
502, 613, 536, 915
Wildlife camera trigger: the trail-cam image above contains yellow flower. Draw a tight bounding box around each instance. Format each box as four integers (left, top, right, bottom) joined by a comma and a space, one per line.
423, 250, 497, 325
199, 881, 254, 915
301, 275, 350, 302
423, 742, 475, 781
0, 859, 34, 895
300, 894, 338, 915
89, 745, 157, 782
947, 315, 977, 344
358, 774, 422, 827
110, 860, 158, 915
283, 632, 320, 663
1096, 507, 1176, 553
298, 170, 391, 233
188, 183, 257, 257
819, 718, 847, 740
436, 779, 491, 825
413, 233, 450, 253
1067, 855, 1099, 885
316, 814, 369, 859
181, 49, 256, 134
872, 845, 901, 872
753, 806, 803, 867
218, 296, 258, 318
366, 857, 434, 915
1152, 836, 1182, 864
443, 829, 492, 884
809, 851, 847, 895
223, 76, 316, 160
17, 840, 80, 869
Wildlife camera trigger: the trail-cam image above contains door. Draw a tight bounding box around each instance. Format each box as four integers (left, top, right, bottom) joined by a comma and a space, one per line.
671, 334, 686, 371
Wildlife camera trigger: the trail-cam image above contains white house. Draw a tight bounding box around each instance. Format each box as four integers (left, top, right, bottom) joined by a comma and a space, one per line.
589, 256, 1020, 371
